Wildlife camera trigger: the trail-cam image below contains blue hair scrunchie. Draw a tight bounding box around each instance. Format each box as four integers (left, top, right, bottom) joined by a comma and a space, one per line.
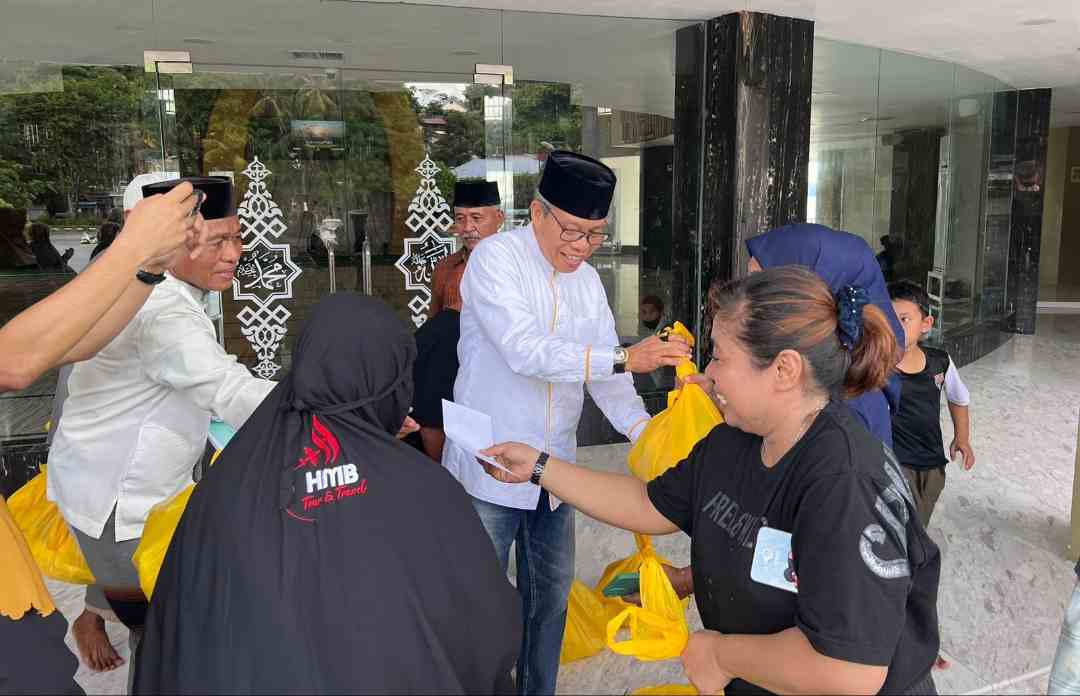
836, 285, 869, 350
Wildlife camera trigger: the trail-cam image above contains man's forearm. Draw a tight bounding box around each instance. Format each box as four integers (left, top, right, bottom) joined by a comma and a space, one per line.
0, 240, 145, 391
61, 277, 153, 364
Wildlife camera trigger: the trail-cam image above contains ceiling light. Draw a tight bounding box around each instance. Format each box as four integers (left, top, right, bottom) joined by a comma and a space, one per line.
183, 37, 216, 45
812, 90, 835, 96
1020, 18, 1056, 26
452, 50, 479, 56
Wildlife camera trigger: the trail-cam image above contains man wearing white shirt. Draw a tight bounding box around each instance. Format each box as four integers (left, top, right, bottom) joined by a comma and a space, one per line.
47, 177, 275, 684
444, 151, 690, 695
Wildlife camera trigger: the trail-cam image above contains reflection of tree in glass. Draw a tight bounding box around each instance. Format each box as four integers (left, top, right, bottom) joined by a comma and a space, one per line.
512, 81, 583, 155
413, 85, 485, 169
2, 65, 148, 215
0, 159, 46, 209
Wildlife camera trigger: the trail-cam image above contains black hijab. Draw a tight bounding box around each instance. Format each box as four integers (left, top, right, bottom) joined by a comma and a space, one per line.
133, 293, 521, 694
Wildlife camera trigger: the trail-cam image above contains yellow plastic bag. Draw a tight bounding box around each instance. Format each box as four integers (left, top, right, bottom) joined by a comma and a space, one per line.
627, 323, 722, 483
606, 546, 689, 661
561, 580, 615, 663
133, 447, 223, 599
132, 483, 195, 599
562, 323, 718, 671
560, 535, 675, 664
7, 468, 95, 585
561, 536, 669, 665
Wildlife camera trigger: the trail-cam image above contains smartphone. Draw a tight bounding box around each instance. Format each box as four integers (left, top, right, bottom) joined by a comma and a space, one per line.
602, 571, 641, 598
750, 527, 798, 593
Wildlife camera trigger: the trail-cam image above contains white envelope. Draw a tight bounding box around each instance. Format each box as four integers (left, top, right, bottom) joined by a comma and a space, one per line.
442, 400, 510, 472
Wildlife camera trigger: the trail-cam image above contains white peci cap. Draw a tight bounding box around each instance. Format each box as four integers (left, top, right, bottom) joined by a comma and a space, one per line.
123, 171, 179, 212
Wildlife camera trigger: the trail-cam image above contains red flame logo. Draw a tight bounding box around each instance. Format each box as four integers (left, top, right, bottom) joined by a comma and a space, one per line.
295, 415, 341, 469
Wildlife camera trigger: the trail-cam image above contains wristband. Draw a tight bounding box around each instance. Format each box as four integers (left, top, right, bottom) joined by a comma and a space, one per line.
530, 451, 550, 486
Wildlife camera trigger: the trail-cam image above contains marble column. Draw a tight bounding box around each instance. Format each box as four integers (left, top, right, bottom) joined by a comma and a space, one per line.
1006, 88, 1052, 335
671, 23, 705, 351
890, 128, 944, 284
675, 12, 813, 349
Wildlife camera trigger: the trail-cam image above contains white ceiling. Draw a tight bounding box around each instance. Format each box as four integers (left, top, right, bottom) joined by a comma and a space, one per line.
412, 0, 1080, 127
2, 0, 1078, 128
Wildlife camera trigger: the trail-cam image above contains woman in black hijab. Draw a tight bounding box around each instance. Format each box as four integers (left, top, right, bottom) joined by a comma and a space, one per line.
133, 293, 521, 694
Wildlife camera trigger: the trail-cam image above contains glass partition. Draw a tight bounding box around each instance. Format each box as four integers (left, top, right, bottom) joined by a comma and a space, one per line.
0, 1, 697, 449
155, 61, 509, 377
810, 38, 1019, 342
0, 59, 156, 440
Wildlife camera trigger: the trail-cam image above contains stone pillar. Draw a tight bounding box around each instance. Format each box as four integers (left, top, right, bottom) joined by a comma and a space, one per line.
670, 22, 705, 347
674, 12, 814, 350
1006, 88, 1052, 335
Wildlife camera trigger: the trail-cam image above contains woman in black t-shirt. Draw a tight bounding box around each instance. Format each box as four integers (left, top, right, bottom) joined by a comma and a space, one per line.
482, 267, 941, 695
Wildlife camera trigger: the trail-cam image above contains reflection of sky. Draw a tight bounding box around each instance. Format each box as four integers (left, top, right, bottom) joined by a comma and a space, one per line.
453, 155, 540, 179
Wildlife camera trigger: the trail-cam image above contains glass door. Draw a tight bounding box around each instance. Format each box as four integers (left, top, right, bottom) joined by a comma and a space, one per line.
154, 60, 508, 379
337, 67, 511, 329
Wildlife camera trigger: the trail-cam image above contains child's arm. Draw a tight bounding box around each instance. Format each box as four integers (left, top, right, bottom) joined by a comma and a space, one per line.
944, 357, 975, 470
948, 402, 975, 470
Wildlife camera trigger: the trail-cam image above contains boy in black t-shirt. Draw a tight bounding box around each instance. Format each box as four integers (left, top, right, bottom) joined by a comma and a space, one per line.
888, 280, 976, 528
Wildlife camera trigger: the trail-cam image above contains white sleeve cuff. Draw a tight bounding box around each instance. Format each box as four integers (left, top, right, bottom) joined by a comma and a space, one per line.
588, 346, 616, 381
627, 417, 650, 443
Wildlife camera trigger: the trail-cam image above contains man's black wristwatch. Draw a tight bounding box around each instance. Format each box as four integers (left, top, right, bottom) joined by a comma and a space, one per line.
136, 269, 167, 285
613, 346, 629, 374
530, 451, 550, 486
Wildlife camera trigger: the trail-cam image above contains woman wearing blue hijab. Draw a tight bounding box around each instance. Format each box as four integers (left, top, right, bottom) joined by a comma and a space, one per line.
745, 223, 905, 447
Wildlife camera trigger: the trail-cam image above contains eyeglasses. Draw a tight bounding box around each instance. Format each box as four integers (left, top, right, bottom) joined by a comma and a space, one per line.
546, 206, 610, 246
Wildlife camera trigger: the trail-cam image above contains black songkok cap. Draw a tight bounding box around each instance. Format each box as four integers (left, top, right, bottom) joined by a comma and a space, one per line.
142, 176, 235, 220
453, 180, 501, 208
537, 151, 615, 220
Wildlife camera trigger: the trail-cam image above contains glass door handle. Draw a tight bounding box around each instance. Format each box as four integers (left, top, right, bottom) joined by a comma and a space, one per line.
362, 239, 372, 295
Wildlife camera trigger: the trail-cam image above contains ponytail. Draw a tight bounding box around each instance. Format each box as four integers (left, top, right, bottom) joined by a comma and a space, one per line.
707, 266, 897, 399
844, 304, 897, 398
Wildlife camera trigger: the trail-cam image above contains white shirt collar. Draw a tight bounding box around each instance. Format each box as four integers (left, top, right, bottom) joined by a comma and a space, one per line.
166, 271, 210, 307
524, 223, 555, 275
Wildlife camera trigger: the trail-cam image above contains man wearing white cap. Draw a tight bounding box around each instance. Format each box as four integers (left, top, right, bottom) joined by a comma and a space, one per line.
443, 151, 690, 694
55, 171, 182, 671
49, 174, 275, 683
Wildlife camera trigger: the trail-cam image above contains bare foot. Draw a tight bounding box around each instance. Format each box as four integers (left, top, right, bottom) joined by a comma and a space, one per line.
72, 611, 123, 672
933, 655, 951, 671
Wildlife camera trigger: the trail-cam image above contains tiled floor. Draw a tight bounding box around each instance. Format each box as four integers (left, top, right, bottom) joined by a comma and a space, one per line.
42, 315, 1080, 695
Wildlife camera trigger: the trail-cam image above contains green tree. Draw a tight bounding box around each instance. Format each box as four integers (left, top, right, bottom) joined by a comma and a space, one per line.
0, 159, 46, 208
511, 81, 582, 155
429, 110, 484, 169
7, 65, 147, 213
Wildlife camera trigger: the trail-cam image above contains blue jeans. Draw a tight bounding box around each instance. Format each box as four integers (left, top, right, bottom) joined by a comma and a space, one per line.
1050, 580, 1080, 694
471, 491, 575, 696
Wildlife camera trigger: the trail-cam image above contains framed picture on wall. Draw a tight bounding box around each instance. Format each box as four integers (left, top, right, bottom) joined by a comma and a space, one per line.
1071, 166, 1080, 184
